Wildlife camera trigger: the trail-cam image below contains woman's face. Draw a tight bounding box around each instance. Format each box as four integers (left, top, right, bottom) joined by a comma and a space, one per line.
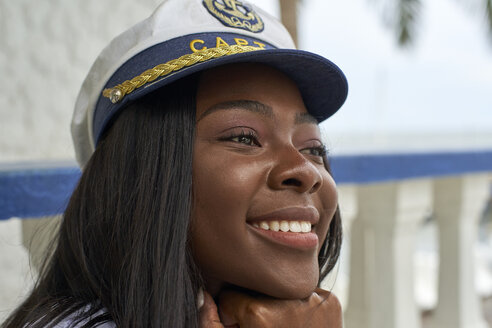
191, 63, 338, 299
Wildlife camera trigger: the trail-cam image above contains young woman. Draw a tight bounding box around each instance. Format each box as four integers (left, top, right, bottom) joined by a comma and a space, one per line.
2, 0, 347, 327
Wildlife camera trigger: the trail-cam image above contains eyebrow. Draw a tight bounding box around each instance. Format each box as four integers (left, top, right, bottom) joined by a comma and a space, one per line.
197, 100, 274, 122
294, 112, 318, 125
197, 99, 319, 126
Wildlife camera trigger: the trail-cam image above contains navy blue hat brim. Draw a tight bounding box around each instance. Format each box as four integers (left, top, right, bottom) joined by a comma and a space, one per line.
93, 48, 348, 144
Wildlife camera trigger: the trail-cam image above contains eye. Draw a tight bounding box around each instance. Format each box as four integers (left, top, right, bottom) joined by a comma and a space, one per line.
300, 144, 327, 158
230, 135, 258, 146
219, 128, 261, 147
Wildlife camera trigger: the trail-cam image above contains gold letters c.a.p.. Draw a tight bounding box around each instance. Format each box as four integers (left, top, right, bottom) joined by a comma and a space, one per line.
189, 37, 264, 53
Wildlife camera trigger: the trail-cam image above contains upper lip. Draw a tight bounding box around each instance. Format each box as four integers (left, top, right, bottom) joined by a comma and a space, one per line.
247, 207, 320, 225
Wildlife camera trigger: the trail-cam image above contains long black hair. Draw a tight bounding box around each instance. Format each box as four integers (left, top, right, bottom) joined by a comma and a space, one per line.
2, 74, 342, 328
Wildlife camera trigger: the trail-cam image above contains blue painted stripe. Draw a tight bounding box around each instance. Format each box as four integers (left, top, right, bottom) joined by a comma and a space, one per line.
330, 150, 492, 184
0, 166, 81, 220
1, 150, 491, 220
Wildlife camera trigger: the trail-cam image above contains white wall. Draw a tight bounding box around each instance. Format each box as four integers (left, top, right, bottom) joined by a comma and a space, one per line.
0, 0, 161, 321
0, 0, 163, 163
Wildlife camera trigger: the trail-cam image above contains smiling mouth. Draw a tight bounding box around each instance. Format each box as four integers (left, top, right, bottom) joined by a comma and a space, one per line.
251, 220, 312, 233
246, 207, 320, 249
248, 221, 318, 249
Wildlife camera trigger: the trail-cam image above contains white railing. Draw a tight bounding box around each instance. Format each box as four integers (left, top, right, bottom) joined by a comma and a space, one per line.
334, 174, 492, 328
1, 152, 491, 328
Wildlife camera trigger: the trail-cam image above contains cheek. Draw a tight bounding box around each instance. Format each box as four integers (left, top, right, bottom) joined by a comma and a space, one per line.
190, 149, 264, 281
192, 152, 263, 219
316, 172, 339, 246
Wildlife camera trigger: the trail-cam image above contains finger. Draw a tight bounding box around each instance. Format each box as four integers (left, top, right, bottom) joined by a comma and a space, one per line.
314, 287, 331, 297
218, 289, 254, 327
199, 290, 224, 328
315, 288, 341, 305
314, 288, 343, 328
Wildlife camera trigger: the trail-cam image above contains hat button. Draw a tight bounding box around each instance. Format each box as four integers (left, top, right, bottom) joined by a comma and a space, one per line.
109, 89, 122, 103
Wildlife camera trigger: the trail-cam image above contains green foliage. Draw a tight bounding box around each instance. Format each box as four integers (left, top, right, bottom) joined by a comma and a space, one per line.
392, 0, 492, 46
487, 0, 492, 40
396, 0, 421, 46
365, 0, 492, 47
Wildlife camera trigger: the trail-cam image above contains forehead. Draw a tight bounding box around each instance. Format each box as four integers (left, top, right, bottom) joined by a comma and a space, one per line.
196, 63, 310, 120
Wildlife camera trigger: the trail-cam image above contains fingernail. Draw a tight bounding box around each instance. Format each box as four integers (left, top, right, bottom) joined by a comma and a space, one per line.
197, 288, 204, 309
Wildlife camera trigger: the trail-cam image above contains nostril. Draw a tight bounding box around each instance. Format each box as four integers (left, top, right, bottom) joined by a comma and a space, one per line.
282, 178, 302, 187
310, 182, 321, 193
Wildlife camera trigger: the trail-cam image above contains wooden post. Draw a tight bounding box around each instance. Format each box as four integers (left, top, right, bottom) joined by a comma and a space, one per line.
279, 0, 298, 47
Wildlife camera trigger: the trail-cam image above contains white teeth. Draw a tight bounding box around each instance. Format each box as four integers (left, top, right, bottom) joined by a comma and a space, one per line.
289, 221, 301, 233
301, 221, 311, 233
280, 220, 290, 232
260, 222, 270, 230
252, 220, 312, 233
270, 221, 280, 232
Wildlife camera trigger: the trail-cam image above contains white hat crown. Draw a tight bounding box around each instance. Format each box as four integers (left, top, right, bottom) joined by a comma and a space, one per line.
72, 0, 347, 167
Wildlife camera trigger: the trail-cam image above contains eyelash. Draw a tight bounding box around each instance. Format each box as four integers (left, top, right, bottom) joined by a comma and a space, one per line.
301, 145, 328, 157
220, 129, 327, 159
220, 129, 261, 147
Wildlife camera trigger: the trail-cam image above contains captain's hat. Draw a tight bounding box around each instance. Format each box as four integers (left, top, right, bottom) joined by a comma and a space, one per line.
72, 0, 348, 167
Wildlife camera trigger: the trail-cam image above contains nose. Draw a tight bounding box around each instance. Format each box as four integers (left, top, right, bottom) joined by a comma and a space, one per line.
267, 146, 323, 194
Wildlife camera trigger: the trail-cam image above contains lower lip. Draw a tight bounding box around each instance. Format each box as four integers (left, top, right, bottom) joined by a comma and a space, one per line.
249, 225, 319, 250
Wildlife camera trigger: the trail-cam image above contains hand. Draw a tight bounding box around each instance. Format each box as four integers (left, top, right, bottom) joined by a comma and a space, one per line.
199, 287, 342, 328
199, 290, 227, 328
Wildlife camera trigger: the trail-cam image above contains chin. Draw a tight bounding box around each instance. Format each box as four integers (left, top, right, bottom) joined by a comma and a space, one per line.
246, 272, 320, 300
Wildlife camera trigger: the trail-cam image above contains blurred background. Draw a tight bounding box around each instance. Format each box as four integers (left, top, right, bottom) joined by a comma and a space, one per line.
1, 0, 491, 327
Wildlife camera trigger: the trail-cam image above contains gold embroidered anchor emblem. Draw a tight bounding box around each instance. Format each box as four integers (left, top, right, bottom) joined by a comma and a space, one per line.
218, 0, 252, 20
203, 0, 264, 33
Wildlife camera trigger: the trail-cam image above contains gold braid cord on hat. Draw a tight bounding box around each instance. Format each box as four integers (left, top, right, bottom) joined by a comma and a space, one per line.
102, 44, 265, 103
